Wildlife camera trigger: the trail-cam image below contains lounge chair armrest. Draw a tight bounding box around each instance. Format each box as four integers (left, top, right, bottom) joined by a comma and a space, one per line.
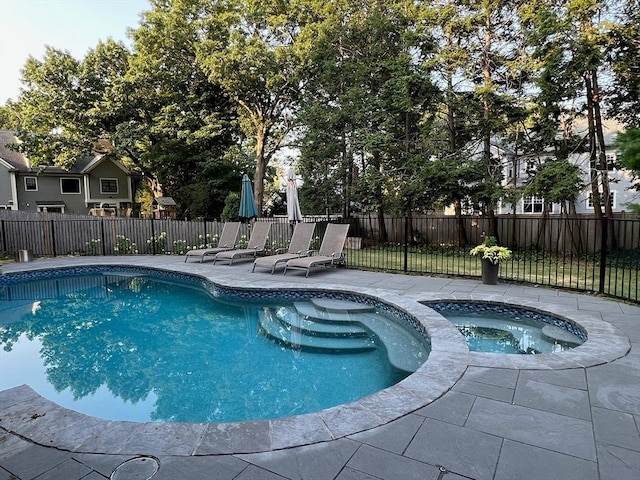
274, 247, 287, 254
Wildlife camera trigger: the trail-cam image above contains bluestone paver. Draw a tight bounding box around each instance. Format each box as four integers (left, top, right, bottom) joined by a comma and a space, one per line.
494, 439, 598, 480
513, 378, 591, 420
346, 444, 441, 480
465, 397, 597, 461
591, 406, 640, 451
452, 379, 515, 403
404, 418, 502, 480
415, 390, 476, 426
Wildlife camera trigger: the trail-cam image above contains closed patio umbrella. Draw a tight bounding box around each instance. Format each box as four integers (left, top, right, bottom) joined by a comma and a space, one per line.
239, 174, 258, 221
285, 167, 303, 228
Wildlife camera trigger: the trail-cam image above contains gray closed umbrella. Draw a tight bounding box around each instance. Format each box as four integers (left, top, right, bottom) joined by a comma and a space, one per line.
286, 167, 303, 225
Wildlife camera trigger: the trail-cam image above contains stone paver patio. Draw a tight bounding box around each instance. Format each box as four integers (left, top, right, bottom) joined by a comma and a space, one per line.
0, 256, 638, 480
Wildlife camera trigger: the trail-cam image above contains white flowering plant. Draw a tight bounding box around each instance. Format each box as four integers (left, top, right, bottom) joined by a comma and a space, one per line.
470, 236, 512, 265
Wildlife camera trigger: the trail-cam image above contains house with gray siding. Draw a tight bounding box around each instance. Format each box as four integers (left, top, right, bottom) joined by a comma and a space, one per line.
0, 130, 134, 215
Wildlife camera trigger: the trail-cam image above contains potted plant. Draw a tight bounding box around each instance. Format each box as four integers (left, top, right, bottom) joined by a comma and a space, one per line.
470, 236, 512, 285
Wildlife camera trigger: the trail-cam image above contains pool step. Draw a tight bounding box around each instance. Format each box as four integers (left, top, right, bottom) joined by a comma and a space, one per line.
276, 307, 370, 338
258, 308, 377, 353
309, 298, 375, 313
541, 325, 584, 345
354, 314, 428, 373
294, 301, 369, 322
278, 301, 428, 374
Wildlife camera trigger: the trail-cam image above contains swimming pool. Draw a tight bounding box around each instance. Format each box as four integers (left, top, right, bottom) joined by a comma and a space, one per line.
0, 266, 429, 423
424, 301, 587, 354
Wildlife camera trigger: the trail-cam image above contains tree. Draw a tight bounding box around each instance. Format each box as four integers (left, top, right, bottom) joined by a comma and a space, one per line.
124, 0, 241, 216
299, 1, 436, 241
7, 46, 96, 167
616, 127, 640, 193
606, 0, 640, 128
197, 0, 306, 215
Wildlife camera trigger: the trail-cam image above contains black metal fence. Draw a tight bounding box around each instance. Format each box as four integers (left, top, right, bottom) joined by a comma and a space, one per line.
1, 212, 638, 303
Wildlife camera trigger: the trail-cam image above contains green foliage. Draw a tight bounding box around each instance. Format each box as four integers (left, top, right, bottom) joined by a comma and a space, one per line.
470, 236, 512, 264
146, 232, 167, 254
221, 192, 240, 222
113, 235, 138, 254
616, 128, 640, 176
524, 159, 586, 205
85, 239, 102, 256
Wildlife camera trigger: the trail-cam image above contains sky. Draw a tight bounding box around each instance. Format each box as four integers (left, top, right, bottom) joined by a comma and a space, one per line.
0, 0, 150, 105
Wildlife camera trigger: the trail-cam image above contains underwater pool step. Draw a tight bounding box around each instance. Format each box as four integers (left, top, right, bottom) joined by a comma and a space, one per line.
271, 307, 427, 374
259, 309, 377, 353
276, 308, 371, 338
541, 325, 584, 345
294, 301, 368, 322
309, 298, 375, 313
356, 314, 428, 374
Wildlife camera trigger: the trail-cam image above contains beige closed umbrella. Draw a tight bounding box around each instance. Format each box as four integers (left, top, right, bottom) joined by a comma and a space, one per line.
286, 167, 303, 233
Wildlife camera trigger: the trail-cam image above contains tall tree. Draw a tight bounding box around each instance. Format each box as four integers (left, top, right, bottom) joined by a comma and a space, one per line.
124, 0, 240, 216
605, 0, 640, 128
197, 0, 307, 214
300, 1, 435, 241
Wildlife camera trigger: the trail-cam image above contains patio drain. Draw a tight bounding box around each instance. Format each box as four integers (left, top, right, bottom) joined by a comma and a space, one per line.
111, 456, 159, 480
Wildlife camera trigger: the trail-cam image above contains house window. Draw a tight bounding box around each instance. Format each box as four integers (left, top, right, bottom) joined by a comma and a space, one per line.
523, 196, 544, 213
100, 178, 119, 194
60, 178, 81, 194
24, 176, 38, 191
604, 152, 616, 171
37, 205, 65, 214
587, 191, 617, 209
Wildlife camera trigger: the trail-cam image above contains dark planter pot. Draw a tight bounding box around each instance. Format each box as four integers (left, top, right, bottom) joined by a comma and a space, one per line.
481, 259, 499, 285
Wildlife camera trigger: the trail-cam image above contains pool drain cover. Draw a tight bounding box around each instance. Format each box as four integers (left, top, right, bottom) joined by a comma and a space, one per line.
111, 456, 159, 480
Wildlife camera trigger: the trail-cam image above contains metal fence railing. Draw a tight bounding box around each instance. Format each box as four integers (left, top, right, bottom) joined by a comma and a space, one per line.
1, 212, 638, 303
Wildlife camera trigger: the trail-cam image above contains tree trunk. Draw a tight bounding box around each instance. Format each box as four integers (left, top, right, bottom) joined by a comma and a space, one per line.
254, 124, 268, 216
454, 200, 468, 247
591, 69, 617, 249
584, 72, 603, 221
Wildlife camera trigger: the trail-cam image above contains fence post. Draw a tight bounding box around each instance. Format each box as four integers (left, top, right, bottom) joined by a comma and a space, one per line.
203, 217, 208, 243
404, 216, 408, 273
100, 218, 106, 256
1, 220, 5, 253
151, 217, 156, 255
50, 220, 57, 257
599, 216, 608, 294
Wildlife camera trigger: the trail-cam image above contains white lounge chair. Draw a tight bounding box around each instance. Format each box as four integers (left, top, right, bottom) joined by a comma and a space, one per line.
184, 222, 240, 263
252, 223, 316, 274
284, 223, 350, 277
213, 222, 272, 265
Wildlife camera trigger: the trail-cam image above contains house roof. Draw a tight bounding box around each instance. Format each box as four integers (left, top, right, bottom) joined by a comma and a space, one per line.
0, 130, 29, 171
153, 197, 177, 207
0, 130, 130, 175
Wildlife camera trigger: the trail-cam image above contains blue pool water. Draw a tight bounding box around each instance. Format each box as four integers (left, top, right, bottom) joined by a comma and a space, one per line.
0, 267, 429, 423
424, 301, 586, 354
